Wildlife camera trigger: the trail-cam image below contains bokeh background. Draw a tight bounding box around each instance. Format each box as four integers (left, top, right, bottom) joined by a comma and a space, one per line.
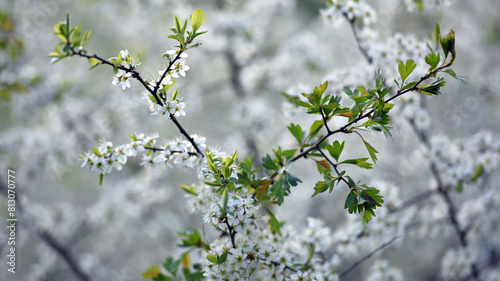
1, 0, 499, 280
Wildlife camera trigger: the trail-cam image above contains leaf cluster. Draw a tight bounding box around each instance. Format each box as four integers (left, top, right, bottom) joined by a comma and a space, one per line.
48, 13, 92, 63
167, 9, 206, 50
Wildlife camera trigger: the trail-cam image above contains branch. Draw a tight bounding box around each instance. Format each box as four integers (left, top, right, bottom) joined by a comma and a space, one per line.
289, 76, 427, 164
339, 235, 400, 279
223, 216, 236, 248
347, 18, 373, 64
37, 229, 91, 281
407, 108, 480, 281
388, 189, 436, 213
70, 48, 205, 157
0, 175, 91, 281
317, 148, 354, 190
344, 16, 481, 280
224, 48, 263, 170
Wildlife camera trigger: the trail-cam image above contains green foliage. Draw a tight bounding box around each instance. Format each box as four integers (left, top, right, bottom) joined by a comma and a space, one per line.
178, 228, 209, 250
344, 186, 384, 223
261, 147, 302, 205
398, 59, 417, 84
48, 13, 92, 63
143, 232, 205, 281
326, 140, 344, 162
168, 9, 206, 50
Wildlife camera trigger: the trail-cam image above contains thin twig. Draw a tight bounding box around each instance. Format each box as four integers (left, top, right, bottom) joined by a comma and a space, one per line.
347, 18, 373, 64
70, 48, 205, 157
339, 235, 400, 279
317, 148, 353, 189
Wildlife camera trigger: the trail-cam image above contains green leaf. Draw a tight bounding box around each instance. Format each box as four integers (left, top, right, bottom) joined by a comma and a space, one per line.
178, 229, 204, 248
312, 181, 329, 197
344, 191, 357, 210
418, 77, 446, 95
262, 154, 278, 172
357, 134, 378, 164
398, 59, 417, 84
221, 188, 229, 216
190, 9, 205, 32
92, 146, 102, 157
142, 265, 162, 279
88, 57, 100, 69
433, 23, 441, 44
444, 69, 468, 84
456, 179, 463, 192
363, 209, 373, 223
82, 30, 92, 46
72, 27, 82, 47
375, 69, 384, 89
181, 185, 197, 195
268, 210, 283, 235
287, 123, 304, 146
219, 253, 228, 264
163, 257, 181, 277
309, 120, 324, 140
341, 158, 373, 169
326, 140, 344, 162
416, 1, 424, 11
440, 29, 455, 58
98, 173, 104, 186
270, 179, 286, 205
425, 48, 440, 70
315, 160, 330, 174
206, 255, 219, 265
174, 15, 183, 33
471, 165, 483, 182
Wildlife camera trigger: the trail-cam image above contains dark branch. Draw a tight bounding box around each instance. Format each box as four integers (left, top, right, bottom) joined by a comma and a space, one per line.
70, 48, 205, 157
339, 235, 400, 279
0, 175, 91, 281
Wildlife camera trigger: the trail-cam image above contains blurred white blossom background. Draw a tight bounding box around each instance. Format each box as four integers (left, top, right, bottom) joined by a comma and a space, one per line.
1, 0, 499, 280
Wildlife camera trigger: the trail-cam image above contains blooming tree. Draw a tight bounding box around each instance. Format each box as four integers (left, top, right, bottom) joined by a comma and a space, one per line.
1, 1, 500, 281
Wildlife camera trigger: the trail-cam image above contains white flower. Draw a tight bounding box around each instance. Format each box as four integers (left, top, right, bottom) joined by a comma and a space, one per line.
112, 69, 132, 90
173, 100, 186, 117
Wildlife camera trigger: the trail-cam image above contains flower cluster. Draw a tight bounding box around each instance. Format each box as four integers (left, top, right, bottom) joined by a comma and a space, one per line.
201, 215, 341, 281
320, 0, 377, 27
427, 131, 500, 188
162, 48, 190, 78
143, 93, 186, 120
80, 133, 207, 175
203, 192, 258, 232
79, 133, 159, 175
141, 134, 207, 170
366, 260, 404, 281
110, 49, 139, 90
369, 33, 428, 78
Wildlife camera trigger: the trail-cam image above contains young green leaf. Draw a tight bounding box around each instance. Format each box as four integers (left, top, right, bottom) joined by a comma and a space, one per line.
190, 9, 205, 32
181, 185, 197, 195
326, 140, 344, 162
444, 69, 468, 84
312, 181, 329, 197
268, 210, 283, 235
344, 191, 357, 213
398, 59, 417, 84
206, 255, 219, 265
142, 265, 163, 279
287, 123, 304, 146
341, 158, 373, 169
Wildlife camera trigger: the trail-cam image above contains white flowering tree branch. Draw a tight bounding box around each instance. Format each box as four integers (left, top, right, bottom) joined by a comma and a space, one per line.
47, 3, 471, 280
341, 3, 483, 279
